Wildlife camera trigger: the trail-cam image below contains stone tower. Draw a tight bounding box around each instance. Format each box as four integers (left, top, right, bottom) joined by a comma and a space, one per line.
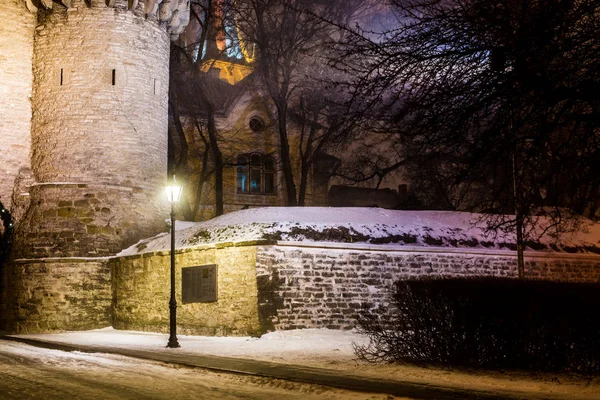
0, 0, 190, 332
16, 0, 189, 258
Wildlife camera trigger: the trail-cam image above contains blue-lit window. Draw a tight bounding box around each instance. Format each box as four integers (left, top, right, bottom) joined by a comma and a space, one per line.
237, 154, 275, 194
237, 155, 249, 192
225, 18, 243, 60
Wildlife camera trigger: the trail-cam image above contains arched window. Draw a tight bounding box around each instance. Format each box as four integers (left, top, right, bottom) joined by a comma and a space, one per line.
237, 154, 275, 194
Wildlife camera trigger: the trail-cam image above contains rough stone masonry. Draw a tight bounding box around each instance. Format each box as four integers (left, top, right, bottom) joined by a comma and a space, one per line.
107, 240, 600, 336
254, 243, 600, 331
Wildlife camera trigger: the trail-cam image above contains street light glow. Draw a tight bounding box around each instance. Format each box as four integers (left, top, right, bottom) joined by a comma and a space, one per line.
165, 182, 183, 203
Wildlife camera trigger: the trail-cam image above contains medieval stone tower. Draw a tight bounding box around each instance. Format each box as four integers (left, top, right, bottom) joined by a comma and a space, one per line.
0, 0, 190, 332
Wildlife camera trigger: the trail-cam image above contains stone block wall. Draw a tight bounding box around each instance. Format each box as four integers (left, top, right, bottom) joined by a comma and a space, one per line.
1, 258, 111, 333
255, 244, 600, 331
111, 241, 600, 337
6, 240, 598, 335
0, 0, 34, 210
111, 242, 264, 336
14, 183, 167, 258
31, 2, 170, 190
0, 0, 192, 334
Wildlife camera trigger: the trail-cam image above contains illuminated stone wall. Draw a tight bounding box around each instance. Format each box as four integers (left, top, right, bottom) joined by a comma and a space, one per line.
6, 240, 598, 334
111, 242, 264, 336
1, 258, 111, 333
0, 0, 191, 333
108, 241, 600, 336
0, 0, 35, 210
14, 183, 168, 258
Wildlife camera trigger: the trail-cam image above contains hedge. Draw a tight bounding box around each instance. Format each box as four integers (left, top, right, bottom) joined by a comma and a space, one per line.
354, 277, 600, 374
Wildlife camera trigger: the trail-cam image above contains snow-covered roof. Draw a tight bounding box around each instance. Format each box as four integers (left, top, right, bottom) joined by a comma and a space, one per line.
118, 207, 600, 256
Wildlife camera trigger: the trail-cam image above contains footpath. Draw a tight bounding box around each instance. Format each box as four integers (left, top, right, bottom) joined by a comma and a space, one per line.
0, 329, 596, 400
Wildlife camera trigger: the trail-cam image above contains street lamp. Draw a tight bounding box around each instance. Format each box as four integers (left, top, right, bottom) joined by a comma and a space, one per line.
165, 176, 183, 348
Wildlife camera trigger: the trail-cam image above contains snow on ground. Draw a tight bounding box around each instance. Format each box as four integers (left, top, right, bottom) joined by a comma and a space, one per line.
19, 327, 365, 365
0, 335, 392, 400
119, 207, 600, 256
15, 328, 600, 400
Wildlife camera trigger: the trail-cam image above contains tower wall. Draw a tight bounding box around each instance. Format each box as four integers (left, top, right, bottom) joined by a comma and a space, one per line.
15, 0, 171, 258
0, 0, 35, 210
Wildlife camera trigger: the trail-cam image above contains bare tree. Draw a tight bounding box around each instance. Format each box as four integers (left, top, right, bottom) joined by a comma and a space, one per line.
333, 0, 600, 276
342, 2, 599, 213
233, 0, 362, 206
170, 0, 238, 219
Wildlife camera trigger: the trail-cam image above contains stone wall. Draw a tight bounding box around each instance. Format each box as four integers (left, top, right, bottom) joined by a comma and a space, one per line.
1, 258, 111, 333
111, 242, 264, 336
6, 240, 599, 335
0, 0, 192, 334
14, 183, 167, 259
0, 0, 34, 210
111, 241, 600, 336
31, 2, 170, 190
255, 243, 600, 331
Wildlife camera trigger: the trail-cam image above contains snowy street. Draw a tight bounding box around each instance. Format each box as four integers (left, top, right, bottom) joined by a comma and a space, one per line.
1, 328, 599, 399
0, 339, 403, 400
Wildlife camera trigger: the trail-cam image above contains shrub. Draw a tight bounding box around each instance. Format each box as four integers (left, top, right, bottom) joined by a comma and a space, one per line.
354, 277, 600, 374
0, 201, 14, 265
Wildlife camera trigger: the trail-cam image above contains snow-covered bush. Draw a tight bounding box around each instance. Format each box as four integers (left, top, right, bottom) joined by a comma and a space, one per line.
354, 278, 600, 374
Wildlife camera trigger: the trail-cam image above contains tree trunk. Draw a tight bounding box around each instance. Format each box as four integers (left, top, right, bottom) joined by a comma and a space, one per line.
516, 215, 525, 278
207, 110, 224, 216
298, 117, 320, 207
275, 102, 298, 206
168, 92, 194, 220
191, 138, 212, 220
169, 92, 189, 172
298, 159, 309, 206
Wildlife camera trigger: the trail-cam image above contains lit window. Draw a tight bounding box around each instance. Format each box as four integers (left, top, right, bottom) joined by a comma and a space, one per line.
237, 155, 249, 193
237, 154, 275, 194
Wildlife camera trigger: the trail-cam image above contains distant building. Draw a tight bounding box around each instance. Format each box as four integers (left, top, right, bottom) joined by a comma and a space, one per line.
171, 2, 410, 221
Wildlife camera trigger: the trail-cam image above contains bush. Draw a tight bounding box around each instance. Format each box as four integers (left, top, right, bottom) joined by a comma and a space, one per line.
0, 201, 14, 265
354, 278, 600, 374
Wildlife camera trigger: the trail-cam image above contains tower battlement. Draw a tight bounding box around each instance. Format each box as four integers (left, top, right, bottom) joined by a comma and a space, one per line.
25, 0, 189, 40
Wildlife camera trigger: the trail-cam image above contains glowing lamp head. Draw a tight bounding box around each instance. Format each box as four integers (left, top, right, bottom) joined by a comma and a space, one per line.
165, 177, 183, 204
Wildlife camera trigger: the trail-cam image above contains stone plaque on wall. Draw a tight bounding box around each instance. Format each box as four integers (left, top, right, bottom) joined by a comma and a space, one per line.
182, 264, 218, 303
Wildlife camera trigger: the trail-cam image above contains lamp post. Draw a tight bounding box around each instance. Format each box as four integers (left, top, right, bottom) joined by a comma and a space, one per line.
165, 176, 183, 348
